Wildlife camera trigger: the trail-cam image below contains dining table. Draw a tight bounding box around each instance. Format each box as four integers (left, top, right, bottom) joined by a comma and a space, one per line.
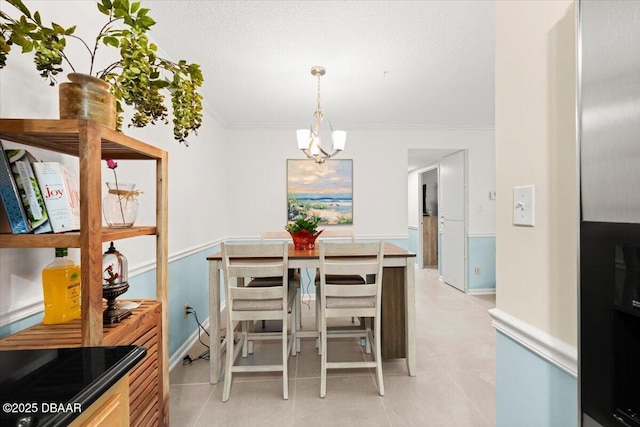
206, 241, 416, 384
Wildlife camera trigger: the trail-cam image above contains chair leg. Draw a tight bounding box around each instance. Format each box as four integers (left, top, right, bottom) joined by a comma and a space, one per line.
320, 311, 327, 398
291, 295, 297, 357
364, 317, 372, 354
222, 328, 234, 402
296, 293, 302, 353
297, 292, 302, 329
374, 316, 384, 396
282, 313, 289, 400
242, 322, 249, 357
315, 290, 321, 354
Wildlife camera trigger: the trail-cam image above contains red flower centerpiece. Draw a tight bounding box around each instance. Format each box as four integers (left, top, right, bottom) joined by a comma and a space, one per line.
285, 216, 323, 250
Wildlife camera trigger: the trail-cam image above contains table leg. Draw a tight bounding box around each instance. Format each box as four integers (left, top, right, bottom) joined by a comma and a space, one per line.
209, 262, 221, 384
405, 258, 416, 376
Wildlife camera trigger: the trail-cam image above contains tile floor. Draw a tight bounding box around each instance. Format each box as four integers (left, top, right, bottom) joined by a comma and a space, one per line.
169, 267, 496, 426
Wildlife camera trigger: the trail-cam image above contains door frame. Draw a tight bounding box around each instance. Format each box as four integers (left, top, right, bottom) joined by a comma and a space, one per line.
438, 150, 469, 291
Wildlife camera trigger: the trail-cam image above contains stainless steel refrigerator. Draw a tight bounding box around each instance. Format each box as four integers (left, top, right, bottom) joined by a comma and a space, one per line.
579, 1, 640, 426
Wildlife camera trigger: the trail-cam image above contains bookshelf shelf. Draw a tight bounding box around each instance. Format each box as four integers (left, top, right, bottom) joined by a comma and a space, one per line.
0, 118, 168, 426
0, 226, 158, 248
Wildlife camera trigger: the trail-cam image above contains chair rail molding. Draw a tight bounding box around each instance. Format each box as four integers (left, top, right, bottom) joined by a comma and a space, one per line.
489, 308, 577, 377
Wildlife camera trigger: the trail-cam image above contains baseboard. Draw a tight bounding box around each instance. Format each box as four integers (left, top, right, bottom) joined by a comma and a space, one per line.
466, 288, 496, 295
489, 308, 577, 377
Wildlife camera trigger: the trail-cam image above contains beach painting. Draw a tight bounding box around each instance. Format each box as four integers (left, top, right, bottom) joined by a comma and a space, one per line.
287, 159, 353, 225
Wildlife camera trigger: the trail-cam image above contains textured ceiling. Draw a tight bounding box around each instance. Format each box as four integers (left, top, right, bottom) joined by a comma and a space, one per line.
145, 0, 495, 130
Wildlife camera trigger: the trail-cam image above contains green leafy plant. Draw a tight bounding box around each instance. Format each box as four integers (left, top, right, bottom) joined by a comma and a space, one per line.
0, 0, 203, 144
285, 216, 321, 235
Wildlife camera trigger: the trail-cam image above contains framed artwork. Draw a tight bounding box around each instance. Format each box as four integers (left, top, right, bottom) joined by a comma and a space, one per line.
287, 159, 353, 225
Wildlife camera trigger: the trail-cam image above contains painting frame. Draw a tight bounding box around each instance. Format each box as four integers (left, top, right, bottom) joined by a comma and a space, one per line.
286, 159, 353, 226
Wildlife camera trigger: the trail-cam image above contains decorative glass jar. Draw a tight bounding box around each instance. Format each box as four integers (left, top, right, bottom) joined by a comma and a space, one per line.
103, 182, 139, 228
102, 242, 132, 324
102, 242, 128, 288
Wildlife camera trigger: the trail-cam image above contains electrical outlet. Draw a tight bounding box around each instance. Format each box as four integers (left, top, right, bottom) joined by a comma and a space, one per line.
475, 266, 481, 275
184, 303, 190, 318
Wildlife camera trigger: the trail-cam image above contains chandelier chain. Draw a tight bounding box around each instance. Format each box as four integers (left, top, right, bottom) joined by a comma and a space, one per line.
316, 72, 323, 119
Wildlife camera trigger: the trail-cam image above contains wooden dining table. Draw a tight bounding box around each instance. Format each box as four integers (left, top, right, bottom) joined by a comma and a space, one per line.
206, 241, 416, 384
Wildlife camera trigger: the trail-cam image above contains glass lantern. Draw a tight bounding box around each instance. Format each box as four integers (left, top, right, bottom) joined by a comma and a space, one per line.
102, 242, 132, 323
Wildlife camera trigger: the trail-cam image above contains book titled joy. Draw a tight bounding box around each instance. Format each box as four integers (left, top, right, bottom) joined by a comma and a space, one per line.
32, 162, 80, 233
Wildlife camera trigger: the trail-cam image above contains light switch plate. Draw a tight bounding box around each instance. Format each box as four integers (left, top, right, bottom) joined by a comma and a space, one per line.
513, 185, 535, 226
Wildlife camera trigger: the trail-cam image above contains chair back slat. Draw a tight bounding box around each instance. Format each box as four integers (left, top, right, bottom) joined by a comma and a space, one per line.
222, 242, 289, 303
319, 241, 384, 303
324, 283, 377, 297
323, 259, 379, 276
260, 231, 291, 242
227, 262, 285, 278
229, 286, 284, 300
317, 229, 355, 241
225, 242, 285, 257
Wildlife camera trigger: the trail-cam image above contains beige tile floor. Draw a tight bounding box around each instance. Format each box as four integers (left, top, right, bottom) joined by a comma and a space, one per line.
169, 267, 496, 426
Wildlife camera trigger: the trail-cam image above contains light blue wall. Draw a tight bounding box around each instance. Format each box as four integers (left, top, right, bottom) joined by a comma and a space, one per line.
0, 311, 43, 337
0, 244, 221, 359
496, 331, 577, 427
428, 232, 496, 292
467, 235, 496, 290
126, 244, 220, 357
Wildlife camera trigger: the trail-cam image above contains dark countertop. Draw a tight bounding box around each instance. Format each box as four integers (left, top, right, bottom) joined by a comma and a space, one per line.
0, 345, 146, 427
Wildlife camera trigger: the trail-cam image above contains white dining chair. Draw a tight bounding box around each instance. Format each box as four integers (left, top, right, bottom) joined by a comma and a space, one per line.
314, 229, 366, 350
255, 231, 302, 332
318, 241, 385, 397
220, 242, 297, 402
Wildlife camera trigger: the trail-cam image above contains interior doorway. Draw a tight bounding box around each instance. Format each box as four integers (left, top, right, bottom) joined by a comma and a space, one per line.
409, 149, 468, 291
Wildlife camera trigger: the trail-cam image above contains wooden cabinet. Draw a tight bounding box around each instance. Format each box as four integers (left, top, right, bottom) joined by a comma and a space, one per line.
0, 119, 169, 426
69, 376, 130, 427
422, 216, 438, 266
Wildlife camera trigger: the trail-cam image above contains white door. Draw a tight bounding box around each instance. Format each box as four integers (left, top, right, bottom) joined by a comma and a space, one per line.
439, 151, 466, 291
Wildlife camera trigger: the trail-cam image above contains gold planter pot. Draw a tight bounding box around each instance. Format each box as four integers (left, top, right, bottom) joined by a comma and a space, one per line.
59, 73, 116, 129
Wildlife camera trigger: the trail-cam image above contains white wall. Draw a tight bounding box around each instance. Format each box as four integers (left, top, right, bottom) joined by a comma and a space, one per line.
495, 0, 577, 346
0, 1, 496, 329
226, 128, 494, 239
0, 1, 227, 325
406, 133, 496, 234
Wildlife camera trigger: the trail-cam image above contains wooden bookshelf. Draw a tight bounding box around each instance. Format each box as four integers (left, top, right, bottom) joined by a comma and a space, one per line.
0, 119, 169, 426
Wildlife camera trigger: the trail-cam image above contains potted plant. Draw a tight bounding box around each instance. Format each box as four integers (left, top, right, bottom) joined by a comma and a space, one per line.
0, 0, 203, 144
285, 216, 323, 250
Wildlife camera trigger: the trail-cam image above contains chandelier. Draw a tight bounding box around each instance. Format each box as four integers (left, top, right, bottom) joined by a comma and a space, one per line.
296, 66, 346, 163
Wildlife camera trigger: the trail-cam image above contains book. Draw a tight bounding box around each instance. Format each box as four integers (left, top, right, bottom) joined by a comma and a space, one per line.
0, 198, 14, 233
32, 162, 81, 233
0, 141, 32, 234
5, 149, 53, 234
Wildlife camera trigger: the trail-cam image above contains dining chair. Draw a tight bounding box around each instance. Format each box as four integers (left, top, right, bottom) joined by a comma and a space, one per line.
220, 242, 297, 402
314, 229, 366, 349
318, 240, 385, 397
255, 231, 302, 332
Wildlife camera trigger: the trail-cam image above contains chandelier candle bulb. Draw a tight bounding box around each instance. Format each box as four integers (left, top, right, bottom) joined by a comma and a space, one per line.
332, 130, 347, 151
297, 129, 311, 149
